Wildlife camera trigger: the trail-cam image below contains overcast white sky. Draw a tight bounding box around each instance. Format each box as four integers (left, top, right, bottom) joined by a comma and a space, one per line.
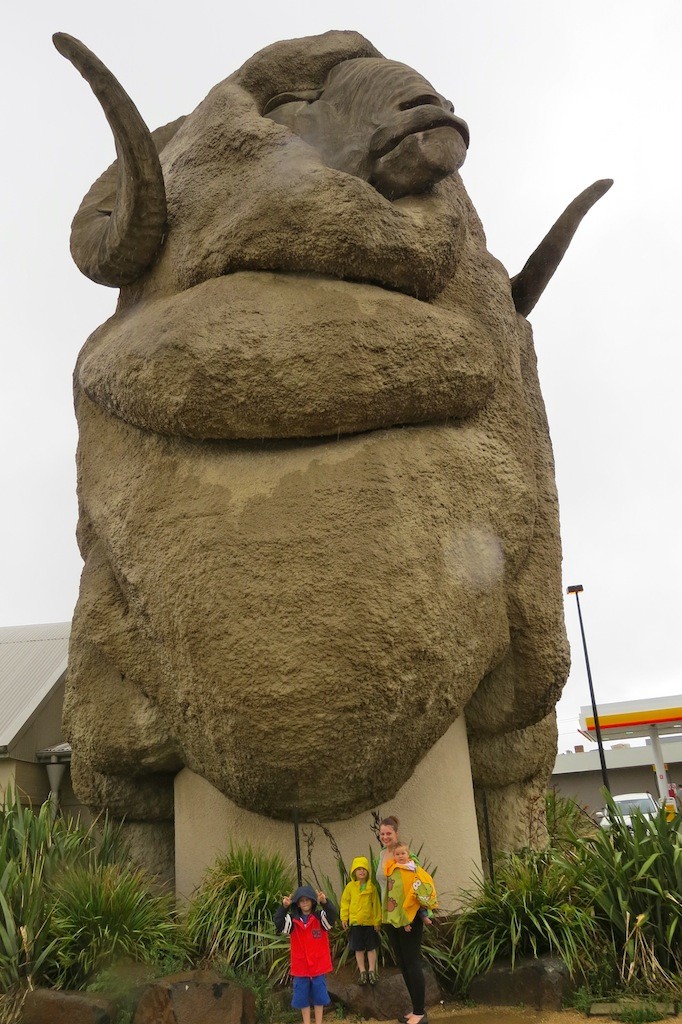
2, 1, 680, 753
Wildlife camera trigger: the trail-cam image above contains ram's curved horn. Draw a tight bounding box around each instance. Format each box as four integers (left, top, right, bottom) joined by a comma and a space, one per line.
511, 178, 613, 317
53, 33, 167, 287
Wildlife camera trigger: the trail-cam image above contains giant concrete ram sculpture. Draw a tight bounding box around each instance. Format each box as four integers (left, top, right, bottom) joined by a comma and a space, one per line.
54, 29, 610, 869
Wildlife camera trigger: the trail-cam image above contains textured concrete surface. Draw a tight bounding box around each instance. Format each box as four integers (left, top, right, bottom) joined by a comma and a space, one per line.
57, 30, 574, 867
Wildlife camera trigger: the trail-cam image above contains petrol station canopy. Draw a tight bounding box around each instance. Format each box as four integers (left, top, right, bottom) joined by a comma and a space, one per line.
579, 695, 682, 743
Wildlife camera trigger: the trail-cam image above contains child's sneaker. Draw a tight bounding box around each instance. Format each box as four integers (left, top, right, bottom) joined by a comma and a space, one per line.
368, 971, 378, 985
359, 971, 368, 985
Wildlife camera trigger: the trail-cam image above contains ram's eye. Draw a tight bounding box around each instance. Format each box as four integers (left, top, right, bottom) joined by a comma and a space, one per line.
263, 90, 321, 116
398, 94, 443, 112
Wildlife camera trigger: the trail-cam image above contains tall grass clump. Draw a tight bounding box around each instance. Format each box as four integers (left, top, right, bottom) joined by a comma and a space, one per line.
0, 788, 187, 1003
546, 789, 599, 847
0, 796, 63, 991
450, 847, 597, 991
0, 789, 121, 991
614, 1000, 669, 1023
185, 845, 294, 981
44, 863, 187, 990
572, 799, 682, 992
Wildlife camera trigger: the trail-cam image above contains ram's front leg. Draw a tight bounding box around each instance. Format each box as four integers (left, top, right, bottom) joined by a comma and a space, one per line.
468, 713, 558, 867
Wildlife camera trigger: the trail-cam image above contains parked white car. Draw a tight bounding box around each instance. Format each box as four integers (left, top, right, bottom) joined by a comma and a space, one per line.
597, 792, 659, 829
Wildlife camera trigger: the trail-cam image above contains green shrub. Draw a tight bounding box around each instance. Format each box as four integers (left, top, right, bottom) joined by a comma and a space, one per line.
614, 999, 668, 1023
185, 845, 294, 982
0, 790, 130, 993
44, 863, 187, 989
418, 914, 460, 988
546, 789, 599, 847
0, 791, 77, 990
567, 985, 596, 1013
571, 799, 682, 991
0, 789, 189, 1000
450, 847, 597, 990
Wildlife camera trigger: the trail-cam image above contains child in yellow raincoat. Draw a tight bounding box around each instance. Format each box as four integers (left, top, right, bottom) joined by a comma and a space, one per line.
340, 855, 382, 984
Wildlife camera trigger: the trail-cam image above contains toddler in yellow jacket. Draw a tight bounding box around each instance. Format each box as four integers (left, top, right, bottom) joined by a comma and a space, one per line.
340, 856, 382, 985
383, 843, 437, 931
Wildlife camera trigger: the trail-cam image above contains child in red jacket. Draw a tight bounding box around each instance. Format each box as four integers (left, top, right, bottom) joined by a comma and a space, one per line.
274, 884, 338, 1024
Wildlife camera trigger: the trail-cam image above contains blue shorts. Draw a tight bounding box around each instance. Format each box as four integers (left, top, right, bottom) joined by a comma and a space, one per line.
291, 974, 330, 1009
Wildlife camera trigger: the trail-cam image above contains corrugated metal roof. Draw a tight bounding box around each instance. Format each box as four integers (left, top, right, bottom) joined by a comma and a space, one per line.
0, 623, 70, 749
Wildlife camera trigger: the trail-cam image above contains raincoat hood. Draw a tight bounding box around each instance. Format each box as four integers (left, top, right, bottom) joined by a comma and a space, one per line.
350, 856, 371, 879
291, 884, 318, 906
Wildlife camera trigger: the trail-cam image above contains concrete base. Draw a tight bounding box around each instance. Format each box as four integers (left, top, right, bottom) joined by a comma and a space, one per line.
175, 716, 482, 910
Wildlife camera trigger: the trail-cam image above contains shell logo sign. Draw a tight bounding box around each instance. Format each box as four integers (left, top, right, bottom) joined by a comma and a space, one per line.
580, 696, 682, 741
579, 695, 682, 808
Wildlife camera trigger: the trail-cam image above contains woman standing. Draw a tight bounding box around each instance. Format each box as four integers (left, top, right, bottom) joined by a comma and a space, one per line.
376, 815, 432, 1024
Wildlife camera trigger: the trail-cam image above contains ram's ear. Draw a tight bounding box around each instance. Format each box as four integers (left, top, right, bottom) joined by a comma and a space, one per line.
262, 89, 322, 116
511, 179, 613, 317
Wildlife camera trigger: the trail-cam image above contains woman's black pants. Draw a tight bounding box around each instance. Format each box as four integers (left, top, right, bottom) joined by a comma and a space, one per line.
385, 916, 425, 1015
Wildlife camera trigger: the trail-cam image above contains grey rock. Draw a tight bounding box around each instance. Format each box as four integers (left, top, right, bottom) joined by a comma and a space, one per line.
327, 964, 441, 1020
468, 954, 574, 1011
20, 988, 116, 1024
132, 969, 256, 1024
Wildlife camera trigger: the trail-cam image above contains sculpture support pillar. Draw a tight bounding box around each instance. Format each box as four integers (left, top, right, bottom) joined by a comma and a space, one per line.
175, 716, 482, 910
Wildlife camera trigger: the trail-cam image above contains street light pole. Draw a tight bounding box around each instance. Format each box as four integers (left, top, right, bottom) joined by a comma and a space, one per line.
293, 803, 302, 887
567, 584, 611, 794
